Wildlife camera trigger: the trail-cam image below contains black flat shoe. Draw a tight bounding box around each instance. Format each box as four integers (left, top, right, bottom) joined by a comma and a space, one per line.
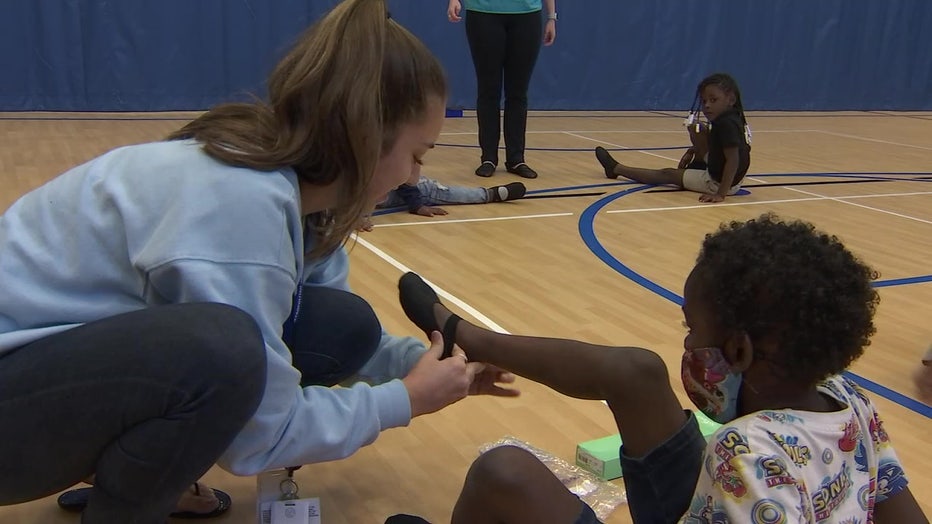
594, 147, 619, 179
398, 272, 461, 359
505, 162, 538, 179
475, 161, 496, 177
487, 182, 527, 202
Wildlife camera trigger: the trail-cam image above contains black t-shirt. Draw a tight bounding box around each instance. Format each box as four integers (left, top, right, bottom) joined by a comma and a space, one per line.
707, 108, 751, 186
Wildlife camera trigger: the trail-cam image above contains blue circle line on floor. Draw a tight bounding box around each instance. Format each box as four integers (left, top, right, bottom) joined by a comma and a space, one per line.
577, 178, 932, 419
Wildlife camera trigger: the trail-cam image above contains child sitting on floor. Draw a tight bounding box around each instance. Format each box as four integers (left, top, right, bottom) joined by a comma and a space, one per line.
393, 213, 924, 523
596, 72, 751, 203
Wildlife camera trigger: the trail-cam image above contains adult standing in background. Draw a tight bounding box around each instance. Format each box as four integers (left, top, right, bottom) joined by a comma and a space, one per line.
448, 0, 556, 179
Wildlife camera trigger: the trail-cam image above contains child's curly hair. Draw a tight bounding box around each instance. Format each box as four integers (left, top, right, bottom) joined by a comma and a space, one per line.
694, 213, 880, 385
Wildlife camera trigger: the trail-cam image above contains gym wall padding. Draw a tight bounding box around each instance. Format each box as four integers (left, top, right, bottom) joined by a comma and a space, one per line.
1, 0, 929, 111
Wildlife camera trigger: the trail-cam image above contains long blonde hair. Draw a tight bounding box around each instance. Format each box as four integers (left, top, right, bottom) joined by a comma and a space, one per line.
169, 0, 447, 257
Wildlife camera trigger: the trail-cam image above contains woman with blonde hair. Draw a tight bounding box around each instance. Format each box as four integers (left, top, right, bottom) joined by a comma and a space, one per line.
0, 1, 515, 521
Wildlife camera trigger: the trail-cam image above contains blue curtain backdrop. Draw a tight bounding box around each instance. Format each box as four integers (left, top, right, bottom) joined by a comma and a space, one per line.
1, 0, 929, 111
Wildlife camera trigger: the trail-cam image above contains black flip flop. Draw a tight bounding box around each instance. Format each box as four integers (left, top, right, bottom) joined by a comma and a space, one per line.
57, 485, 231, 519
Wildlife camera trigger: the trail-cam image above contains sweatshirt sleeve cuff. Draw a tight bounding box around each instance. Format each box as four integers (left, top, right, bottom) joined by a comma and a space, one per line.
376, 378, 413, 430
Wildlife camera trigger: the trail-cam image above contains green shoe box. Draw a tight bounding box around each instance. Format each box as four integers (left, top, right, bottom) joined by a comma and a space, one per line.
575, 412, 722, 480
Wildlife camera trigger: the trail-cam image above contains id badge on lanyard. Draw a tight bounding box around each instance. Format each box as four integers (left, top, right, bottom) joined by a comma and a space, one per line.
257, 467, 321, 524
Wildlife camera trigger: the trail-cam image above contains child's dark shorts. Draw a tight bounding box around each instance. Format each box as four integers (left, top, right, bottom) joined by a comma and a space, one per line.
579, 410, 705, 524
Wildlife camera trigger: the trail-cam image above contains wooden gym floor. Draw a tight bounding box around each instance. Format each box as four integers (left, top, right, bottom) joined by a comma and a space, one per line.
1, 110, 930, 523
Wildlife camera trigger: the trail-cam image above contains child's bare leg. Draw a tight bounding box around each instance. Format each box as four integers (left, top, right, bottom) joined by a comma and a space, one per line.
615, 165, 685, 188
456, 322, 686, 456
399, 273, 692, 523
399, 273, 685, 456
452, 446, 589, 524
594, 147, 685, 187
687, 126, 709, 160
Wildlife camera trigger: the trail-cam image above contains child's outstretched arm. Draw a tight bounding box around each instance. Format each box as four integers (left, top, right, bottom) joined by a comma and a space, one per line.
396, 183, 426, 212
396, 183, 449, 217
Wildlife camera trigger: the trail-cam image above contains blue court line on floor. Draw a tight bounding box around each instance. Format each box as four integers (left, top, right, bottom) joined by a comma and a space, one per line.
525, 192, 606, 200
524, 113, 917, 119
370, 181, 634, 217
750, 171, 932, 178
840, 372, 932, 417
434, 143, 689, 152
370, 171, 931, 217
873, 275, 932, 287
371, 205, 410, 216
578, 181, 932, 419
629, 112, 921, 119
525, 114, 678, 118
647, 174, 932, 193
527, 181, 636, 194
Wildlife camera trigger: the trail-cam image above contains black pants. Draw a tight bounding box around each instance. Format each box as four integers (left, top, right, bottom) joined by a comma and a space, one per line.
0, 303, 267, 524
286, 285, 382, 388
465, 9, 542, 167
0, 288, 380, 523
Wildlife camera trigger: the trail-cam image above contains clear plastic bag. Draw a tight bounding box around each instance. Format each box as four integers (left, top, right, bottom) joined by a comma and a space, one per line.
479, 436, 627, 521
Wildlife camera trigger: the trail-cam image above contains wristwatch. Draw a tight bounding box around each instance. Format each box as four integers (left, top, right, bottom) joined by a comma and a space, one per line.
547, 12, 557, 20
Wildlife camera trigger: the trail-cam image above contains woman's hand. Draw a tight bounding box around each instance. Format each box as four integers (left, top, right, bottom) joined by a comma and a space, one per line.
448, 0, 462, 22
404, 332, 483, 417
543, 20, 556, 45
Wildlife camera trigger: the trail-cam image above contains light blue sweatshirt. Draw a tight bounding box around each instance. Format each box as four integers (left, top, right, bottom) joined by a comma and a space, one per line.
0, 139, 427, 475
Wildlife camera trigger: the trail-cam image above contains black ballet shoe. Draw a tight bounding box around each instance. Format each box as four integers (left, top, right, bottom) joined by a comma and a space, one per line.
475, 161, 496, 177
505, 162, 538, 179
487, 182, 527, 202
595, 147, 620, 179
398, 272, 461, 359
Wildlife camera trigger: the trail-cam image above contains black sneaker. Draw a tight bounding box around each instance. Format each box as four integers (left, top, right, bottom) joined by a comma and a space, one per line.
475, 161, 496, 177
487, 182, 527, 202
505, 162, 538, 179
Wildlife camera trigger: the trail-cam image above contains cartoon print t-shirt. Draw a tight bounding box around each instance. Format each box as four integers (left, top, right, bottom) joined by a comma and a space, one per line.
680, 375, 907, 523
